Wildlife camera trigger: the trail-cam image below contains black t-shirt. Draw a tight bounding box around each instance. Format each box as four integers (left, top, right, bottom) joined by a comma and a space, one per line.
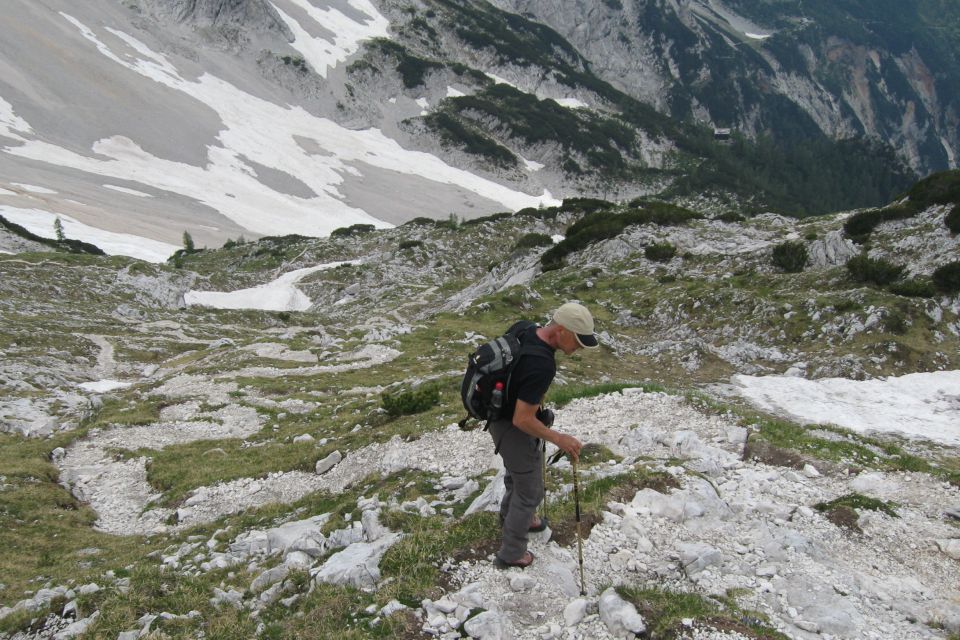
505, 324, 556, 420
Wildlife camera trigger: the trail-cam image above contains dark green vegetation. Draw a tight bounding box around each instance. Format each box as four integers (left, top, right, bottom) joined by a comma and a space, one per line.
947, 205, 960, 234
844, 170, 960, 241
542, 202, 700, 270
381, 384, 442, 417
432, 83, 638, 177
771, 241, 808, 273
814, 493, 899, 518
331, 224, 377, 238
846, 254, 904, 287
933, 261, 960, 293
512, 232, 554, 251
645, 242, 677, 263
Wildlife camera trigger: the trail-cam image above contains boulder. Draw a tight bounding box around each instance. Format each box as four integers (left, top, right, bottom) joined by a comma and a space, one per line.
312, 533, 401, 588
315, 450, 343, 475
563, 598, 588, 627
599, 588, 646, 637
935, 539, 960, 560
250, 565, 290, 594
465, 469, 506, 515
463, 611, 507, 639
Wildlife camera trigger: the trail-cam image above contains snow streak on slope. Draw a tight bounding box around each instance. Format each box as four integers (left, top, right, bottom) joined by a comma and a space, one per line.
272, 0, 390, 78
0, 14, 556, 241
733, 370, 960, 446
0, 205, 178, 263
184, 260, 361, 311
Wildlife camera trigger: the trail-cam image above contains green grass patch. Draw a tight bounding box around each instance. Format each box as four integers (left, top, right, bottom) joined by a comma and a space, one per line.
619, 586, 790, 639
752, 417, 960, 484
814, 493, 899, 517
380, 511, 498, 604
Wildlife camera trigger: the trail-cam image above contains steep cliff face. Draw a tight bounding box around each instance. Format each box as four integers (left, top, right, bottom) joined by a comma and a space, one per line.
490, 0, 960, 175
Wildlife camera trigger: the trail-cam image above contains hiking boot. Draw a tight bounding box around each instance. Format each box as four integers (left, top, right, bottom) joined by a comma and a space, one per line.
494, 550, 535, 569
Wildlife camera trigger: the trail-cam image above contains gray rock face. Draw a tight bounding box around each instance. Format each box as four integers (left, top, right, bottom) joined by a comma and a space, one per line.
809, 230, 859, 267
146, 0, 293, 36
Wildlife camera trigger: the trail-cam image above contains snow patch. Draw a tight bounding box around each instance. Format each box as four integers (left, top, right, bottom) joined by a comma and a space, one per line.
78, 380, 132, 393
103, 184, 152, 198
446, 86, 465, 98
745, 32, 772, 40
185, 260, 360, 311
272, 0, 390, 79
554, 97, 587, 109
11, 183, 57, 195
733, 370, 960, 445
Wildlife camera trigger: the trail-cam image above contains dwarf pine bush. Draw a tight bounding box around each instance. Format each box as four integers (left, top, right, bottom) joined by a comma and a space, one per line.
889, 278, 936, 298
644, 242, 676, 263
846, 254, 904, 286
771, 240, 808, 273
512, 233, 554, 251
382, 385, 440, 417
947, 205, 960, 234
932, 261, 960, 293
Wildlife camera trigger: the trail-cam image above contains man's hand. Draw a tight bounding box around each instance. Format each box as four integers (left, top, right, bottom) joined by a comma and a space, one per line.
552, 432, 582, 462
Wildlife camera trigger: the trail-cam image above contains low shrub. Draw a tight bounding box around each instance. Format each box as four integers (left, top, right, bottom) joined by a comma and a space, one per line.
541, 204, 700, 270
331, 223, 375, 238
398, 240, 424, 250
463, 211, 513, 226
843, 205, 913, 241
771, 240, 808, 273
403, 217, 435, 226
560, 197, 614, 214
644, 242, 676, 263
888, 278, 936, 298
932, 261, 960, 293
716, 211, 745, 223
846, 254, 904, 286
947, 205, 960, 234
381, 385, 440, 417
512, 233, 554, 251
905, 169, 960, 209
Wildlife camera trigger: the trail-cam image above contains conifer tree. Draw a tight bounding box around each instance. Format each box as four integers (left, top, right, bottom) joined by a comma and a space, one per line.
182, 230, 195, 253
54, 217, 65, 242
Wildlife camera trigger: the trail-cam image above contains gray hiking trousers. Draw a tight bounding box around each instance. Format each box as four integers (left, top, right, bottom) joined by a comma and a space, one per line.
488, 418, 544, 562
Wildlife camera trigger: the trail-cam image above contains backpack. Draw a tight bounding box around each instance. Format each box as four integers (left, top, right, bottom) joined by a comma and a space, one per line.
459, 320, 538, 428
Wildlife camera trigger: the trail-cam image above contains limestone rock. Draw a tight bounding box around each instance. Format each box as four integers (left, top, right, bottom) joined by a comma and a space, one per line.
312, 533, 401, 588
599, 588, 646, 637
315, 450, 343, 475
463, 610, 507, 639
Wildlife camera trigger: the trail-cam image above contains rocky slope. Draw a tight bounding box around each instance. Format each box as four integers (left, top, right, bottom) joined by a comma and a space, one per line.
0, 178, 958, 638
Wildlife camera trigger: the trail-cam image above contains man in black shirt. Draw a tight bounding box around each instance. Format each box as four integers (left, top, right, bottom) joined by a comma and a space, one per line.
488, 302, 598, 568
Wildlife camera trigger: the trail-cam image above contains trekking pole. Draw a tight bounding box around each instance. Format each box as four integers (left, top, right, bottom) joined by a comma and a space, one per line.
572, 457, 586, 596
541, 440, 549, 524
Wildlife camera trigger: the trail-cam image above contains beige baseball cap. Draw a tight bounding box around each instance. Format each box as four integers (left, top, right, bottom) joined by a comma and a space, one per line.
553, 302, 599, 348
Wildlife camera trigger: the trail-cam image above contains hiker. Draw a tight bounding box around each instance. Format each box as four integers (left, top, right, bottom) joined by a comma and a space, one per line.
490, 302, 598, 568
